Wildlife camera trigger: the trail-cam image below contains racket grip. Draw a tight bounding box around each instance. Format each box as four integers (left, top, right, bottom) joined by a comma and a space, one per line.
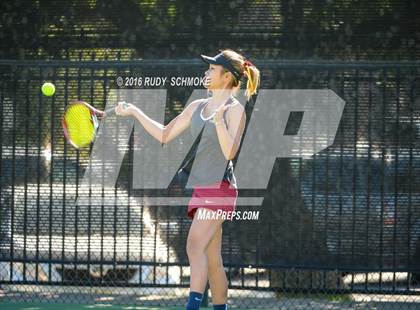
104, 101, 129, 116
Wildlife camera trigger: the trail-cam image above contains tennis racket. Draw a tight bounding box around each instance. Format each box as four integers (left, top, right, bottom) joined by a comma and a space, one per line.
61, 100, 128, 149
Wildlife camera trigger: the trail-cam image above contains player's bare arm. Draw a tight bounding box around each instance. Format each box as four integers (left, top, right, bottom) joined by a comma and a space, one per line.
115, 99, 203, 144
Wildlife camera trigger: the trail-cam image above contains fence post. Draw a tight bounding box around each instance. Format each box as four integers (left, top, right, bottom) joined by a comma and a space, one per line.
202, 282, 209, 307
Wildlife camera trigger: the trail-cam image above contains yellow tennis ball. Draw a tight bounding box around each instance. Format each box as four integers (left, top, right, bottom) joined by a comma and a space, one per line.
41, 82, 55, 96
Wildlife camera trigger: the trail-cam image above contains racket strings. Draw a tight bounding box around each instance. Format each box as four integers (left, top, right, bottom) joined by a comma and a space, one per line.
64, 104, 97, 149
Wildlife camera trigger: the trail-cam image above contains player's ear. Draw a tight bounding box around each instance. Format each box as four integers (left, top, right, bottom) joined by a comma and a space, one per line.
221, 69, 231, 81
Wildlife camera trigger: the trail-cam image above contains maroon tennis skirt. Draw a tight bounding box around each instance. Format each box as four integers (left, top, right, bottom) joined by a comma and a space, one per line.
187, 179, 238, 219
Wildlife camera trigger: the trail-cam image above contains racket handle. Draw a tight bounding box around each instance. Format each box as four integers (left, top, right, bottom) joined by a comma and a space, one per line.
104, 101, 129, 116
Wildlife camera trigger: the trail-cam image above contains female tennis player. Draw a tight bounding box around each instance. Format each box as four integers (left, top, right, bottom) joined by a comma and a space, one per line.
115, 49, 260, 310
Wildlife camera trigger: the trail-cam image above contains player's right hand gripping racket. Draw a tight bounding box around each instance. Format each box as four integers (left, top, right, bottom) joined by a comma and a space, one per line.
61, 100, 128, 150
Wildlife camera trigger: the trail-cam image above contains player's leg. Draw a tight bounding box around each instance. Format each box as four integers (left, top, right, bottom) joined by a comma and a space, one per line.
206, 226, 228, 308
186, 208, 224, 309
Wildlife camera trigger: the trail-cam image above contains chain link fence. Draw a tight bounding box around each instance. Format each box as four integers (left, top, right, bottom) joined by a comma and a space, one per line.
0, 59, 419, 308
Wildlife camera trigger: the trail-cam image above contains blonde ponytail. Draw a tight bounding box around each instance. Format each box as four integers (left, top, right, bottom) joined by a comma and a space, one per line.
220, 49, 260, 101
243, 61, 260, 100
